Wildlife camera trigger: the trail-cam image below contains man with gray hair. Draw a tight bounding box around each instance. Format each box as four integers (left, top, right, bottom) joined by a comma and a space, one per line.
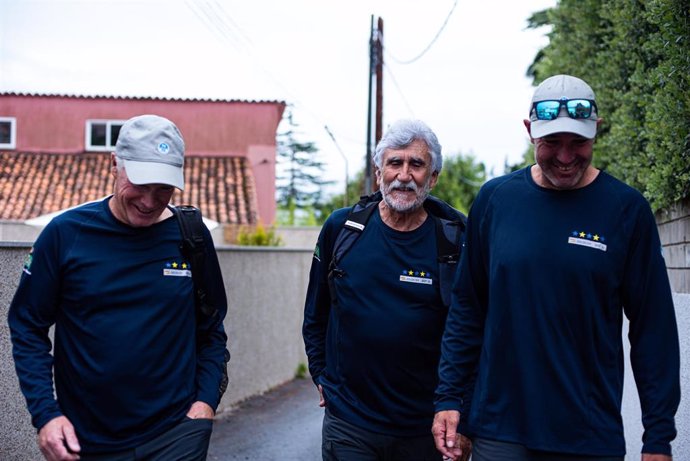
9, 114, 229, 460
303, 119, 470, 460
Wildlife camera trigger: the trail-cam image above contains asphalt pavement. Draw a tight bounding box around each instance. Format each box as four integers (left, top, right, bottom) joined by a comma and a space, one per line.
208, 377, 323, 461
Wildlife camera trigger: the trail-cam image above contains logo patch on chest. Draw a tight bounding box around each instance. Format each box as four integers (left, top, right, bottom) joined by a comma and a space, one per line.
163, 261, 192, 277
399, 269, 433, 285
567, 230, 607, 252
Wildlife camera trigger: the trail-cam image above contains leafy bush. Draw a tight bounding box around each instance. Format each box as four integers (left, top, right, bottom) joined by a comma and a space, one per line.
236, 222, 283, 247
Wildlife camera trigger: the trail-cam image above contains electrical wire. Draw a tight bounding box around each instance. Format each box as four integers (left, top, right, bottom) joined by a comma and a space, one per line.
184, 0, 364, 185
185, 0, 244, 54
385, 0, 458, 65
383, 63, 416, 118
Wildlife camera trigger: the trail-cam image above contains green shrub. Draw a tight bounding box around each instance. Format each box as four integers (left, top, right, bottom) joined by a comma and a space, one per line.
236, 222, 283, 247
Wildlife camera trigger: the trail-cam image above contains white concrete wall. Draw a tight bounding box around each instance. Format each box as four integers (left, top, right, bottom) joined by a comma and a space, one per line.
216, 246, 312, 412
0, 221, 42, 242
275, 226, 320, 250
622, 293, 689, 459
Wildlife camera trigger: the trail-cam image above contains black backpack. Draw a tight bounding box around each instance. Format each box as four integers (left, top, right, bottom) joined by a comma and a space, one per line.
328, 191, 466, 307
174, 205, 216, 317
174, 205, 230, 400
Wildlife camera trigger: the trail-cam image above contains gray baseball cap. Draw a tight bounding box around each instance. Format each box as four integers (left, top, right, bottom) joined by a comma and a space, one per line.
529, 75, 598, 139
115, 114, 185, 190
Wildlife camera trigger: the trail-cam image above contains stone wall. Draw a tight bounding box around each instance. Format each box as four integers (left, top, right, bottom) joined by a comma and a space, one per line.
657, 197, 690, 293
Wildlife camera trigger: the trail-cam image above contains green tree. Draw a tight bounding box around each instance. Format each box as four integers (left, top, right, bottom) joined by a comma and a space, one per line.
432, 153, 486, 214
504, 146, 534, 174
276, 108, 332, 225
314, 169, 367, 224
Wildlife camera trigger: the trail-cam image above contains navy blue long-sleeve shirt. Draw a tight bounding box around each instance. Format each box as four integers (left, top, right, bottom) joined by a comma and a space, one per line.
8, 198, 228, 453
435, 167, 680, 456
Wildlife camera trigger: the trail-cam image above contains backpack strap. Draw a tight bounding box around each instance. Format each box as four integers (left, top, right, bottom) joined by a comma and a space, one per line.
434, 217, 464, 307
327, 193, 381, 304
434, 217, 461, 264
174, 205, 217, 317
174, 205, 230, 402
330, 192, 381, 271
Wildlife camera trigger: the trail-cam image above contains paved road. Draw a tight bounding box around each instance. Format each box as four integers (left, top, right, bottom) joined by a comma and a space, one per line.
208, 378, 322, 461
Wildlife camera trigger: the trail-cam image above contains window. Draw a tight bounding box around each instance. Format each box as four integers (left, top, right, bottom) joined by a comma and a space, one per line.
85, 119, 125, 151
0, 117, 17, 150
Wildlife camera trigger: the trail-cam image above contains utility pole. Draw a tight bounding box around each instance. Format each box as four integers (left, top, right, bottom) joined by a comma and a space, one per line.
365, 15, 384, 195
365, 15, 374, 195
375, 17, 384, 151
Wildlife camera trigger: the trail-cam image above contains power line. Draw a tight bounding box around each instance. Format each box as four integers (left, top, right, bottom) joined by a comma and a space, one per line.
183, 1, 360, 193
210, 0, 255, 48
185, 0, 245, 54
383, 63, 416, 118
385, 0, 458, 65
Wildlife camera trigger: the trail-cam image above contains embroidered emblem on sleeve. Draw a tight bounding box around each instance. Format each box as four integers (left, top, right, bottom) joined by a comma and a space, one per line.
22, 248, 34, 275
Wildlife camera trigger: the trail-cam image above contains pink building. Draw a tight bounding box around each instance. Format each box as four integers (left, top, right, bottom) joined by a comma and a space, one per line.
0, 93, 286, 227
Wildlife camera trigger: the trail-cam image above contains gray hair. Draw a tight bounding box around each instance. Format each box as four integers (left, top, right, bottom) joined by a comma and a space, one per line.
373, 119, 442, 173
114, 155, 126, 172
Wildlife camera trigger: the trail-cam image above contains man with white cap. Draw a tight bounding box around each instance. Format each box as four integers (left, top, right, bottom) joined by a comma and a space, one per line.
8, 114, 229, 460
432, 75, 680, 461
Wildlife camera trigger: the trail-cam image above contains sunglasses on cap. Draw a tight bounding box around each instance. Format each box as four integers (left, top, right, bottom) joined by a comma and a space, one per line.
531, 98, 598, 121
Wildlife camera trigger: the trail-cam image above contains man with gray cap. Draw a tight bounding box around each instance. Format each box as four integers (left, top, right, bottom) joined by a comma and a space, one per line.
8, 114, 229, 460
432, 75, 680, 461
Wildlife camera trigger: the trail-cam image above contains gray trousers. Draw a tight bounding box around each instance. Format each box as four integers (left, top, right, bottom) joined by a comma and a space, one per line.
322, 408, 441, 461
472, 437, 624, 461
80, 417, 213, 461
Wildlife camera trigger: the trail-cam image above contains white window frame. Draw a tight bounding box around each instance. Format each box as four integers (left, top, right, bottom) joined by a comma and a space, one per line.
85, 119, 126, 152
0, 117, 17, 150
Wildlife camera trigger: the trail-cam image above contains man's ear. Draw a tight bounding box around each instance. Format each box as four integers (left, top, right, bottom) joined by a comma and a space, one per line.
110, 154, 119, 177
375, 167, 381, 187
429, 171, 439, 190
523, 119, 535, 143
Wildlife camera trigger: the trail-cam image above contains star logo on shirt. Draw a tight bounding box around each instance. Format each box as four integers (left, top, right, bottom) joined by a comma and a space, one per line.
568, 230, 608, 252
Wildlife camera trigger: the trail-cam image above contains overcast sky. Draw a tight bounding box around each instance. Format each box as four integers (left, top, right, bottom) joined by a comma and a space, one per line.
0, 0, 556, 196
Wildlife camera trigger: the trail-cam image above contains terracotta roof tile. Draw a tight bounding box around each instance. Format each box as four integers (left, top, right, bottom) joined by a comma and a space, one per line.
0, 91, 284, 105
0, 151, 258, 225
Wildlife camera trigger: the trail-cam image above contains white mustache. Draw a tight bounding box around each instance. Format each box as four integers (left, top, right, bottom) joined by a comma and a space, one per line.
386, 179, 418, 192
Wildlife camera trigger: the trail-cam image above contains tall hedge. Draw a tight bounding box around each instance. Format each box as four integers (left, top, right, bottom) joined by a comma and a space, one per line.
528, 0, 689, 210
